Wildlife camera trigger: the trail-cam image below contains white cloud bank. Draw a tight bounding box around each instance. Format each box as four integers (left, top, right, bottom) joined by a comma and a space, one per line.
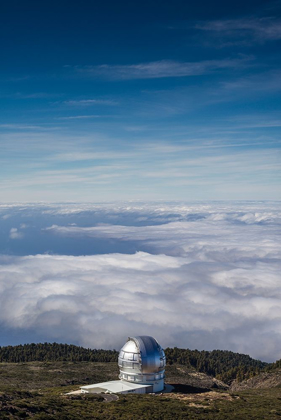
0, 201, 280, 362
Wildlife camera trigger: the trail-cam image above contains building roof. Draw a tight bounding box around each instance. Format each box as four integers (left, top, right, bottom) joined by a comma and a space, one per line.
80, 380, 151, 394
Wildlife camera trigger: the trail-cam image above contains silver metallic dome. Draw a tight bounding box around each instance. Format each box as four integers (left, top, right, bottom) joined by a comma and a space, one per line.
118, 336, 166, 392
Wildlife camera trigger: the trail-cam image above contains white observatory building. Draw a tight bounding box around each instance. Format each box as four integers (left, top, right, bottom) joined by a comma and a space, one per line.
80, 336, 166, 394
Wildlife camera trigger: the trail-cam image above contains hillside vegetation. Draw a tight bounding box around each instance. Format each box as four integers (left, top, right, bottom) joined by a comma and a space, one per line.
266, 358, 281, 371
0, 343, 267, 384
231, 369, 281, 391
0, 361, 281, 419
0, 343, 117, 364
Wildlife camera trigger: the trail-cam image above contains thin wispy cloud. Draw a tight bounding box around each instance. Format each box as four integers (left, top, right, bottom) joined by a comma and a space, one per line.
0, 129, 279, 201
74, 57, 253, 80
220, 70, 281, 92
63, 99, 118, 106
0, 124, 61, 130
1, 92, 62, 99
196, 17, 281, 44
56, 115, 102, 120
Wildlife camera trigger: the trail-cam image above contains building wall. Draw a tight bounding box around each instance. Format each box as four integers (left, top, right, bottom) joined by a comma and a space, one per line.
120, 378, 164, 393
152, 379, 164, 392
121, 386, 149, 395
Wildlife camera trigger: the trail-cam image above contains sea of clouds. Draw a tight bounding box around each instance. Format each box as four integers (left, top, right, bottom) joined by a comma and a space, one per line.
0, 201, 280, 362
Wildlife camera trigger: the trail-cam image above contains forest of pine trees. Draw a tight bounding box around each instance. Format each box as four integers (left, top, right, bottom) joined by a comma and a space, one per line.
0, 343, 118, 363
164, 347, 267, 383
265, 358, 281, 371
0, 343, 269, 384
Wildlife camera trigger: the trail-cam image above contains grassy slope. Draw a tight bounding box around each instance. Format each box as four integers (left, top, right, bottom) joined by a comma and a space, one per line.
0, 362, 281, 419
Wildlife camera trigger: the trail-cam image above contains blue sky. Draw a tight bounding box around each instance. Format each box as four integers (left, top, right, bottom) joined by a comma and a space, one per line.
1, 0, 280, 201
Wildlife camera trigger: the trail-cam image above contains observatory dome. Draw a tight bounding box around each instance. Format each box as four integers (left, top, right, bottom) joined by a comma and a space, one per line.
118, 336, 166, 392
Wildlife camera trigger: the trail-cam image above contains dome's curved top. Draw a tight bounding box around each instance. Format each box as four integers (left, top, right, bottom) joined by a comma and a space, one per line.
121, 339, 139, 354
118, 335, 166, 375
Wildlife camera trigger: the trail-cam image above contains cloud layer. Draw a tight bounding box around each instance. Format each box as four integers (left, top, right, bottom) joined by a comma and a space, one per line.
0, 202, 280, 362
